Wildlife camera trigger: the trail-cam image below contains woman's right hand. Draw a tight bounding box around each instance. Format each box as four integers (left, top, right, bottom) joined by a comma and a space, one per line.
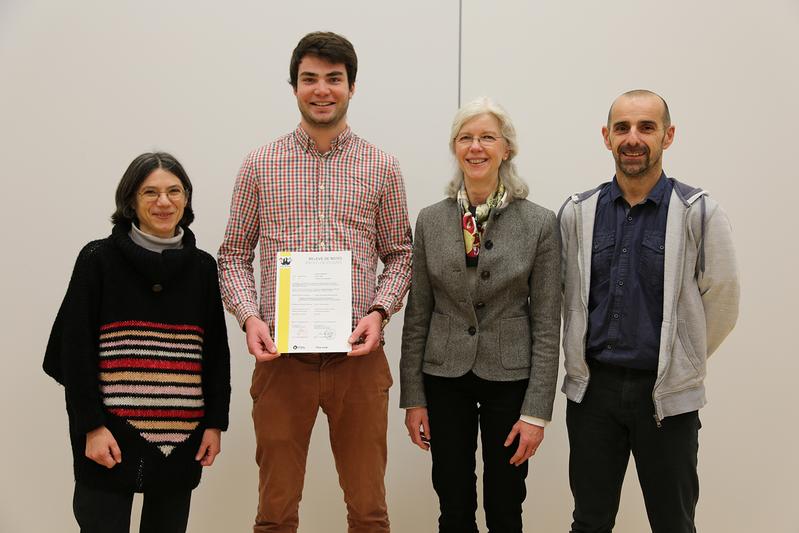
404, 407, 431, 451
85, 426, 122, 469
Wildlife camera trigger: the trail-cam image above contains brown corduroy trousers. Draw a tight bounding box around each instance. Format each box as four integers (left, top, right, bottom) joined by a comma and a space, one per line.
250, 347, 393, 533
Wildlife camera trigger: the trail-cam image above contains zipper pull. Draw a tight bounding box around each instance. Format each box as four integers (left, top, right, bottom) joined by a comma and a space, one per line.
653, 414, 662, 428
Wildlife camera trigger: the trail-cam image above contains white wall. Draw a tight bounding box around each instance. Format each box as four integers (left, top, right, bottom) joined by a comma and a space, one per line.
460, 1, 799, 532
0, 1, 456, 531
0, 0, 796, 531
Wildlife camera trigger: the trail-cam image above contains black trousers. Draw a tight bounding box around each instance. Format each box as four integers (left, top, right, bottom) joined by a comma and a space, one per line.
424, 371, 529, 533
73, 481, 192, 533
567, 360, 700, 533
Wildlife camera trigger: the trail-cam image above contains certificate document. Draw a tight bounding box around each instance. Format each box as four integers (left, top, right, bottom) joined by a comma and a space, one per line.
274, 251, 352, 353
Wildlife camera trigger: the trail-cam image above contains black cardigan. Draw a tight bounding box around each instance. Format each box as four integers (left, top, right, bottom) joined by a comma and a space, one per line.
44, 223, 231, 492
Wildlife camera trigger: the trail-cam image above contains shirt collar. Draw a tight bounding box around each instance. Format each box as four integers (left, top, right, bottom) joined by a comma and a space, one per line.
646, 172, 669, 205
610, 171, 668, 206
293, 125, 353, 154
609, 177, 624, 203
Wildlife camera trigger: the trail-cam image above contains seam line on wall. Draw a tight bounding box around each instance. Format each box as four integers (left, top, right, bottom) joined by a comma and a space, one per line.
458, 0, 462, 107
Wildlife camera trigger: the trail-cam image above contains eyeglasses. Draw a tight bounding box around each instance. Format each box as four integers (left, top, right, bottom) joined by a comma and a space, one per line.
138, 187, 186, 202
454, 134, 504, 146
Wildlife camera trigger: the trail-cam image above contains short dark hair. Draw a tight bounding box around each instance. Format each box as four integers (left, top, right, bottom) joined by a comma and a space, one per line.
111, 152, 195, 227
608, 89, 671, 129
289, 31, 357, 89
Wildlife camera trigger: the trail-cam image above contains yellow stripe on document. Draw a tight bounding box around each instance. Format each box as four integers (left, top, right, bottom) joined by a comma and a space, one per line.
276, 251, 292, 354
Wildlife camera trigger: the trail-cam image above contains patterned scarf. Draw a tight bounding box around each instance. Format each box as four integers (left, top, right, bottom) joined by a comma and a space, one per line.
459, 183, 507, 266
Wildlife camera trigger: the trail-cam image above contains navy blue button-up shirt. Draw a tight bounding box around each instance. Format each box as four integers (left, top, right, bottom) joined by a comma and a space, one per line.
586, 173, 672, 370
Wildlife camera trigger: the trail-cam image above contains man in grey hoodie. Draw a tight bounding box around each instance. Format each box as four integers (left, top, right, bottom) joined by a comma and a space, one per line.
558, 90, 739, 533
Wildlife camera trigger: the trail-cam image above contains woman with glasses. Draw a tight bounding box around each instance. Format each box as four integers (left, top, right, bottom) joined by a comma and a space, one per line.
44, 152, 231, 533
400, 97, 561, 532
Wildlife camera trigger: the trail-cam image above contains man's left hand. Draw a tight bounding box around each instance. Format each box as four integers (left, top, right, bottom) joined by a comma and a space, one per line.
504, 420, 544, 466
347, 311, 382, 356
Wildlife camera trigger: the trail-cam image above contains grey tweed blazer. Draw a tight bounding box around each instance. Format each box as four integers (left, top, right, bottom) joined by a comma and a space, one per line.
399, 197, 561, 419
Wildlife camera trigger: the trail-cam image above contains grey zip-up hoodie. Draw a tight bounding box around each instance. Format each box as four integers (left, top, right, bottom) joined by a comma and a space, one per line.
559, 178, 739, 421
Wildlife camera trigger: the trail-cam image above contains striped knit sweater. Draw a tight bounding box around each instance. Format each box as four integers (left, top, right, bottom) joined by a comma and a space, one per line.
99, 320, 206, 457
45, 223, 231, 491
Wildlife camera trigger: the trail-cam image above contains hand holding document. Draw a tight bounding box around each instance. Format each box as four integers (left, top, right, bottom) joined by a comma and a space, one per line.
274, 251, 352, 353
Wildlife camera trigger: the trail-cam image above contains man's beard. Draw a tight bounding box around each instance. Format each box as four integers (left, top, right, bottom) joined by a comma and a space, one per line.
616, 145, 657, 177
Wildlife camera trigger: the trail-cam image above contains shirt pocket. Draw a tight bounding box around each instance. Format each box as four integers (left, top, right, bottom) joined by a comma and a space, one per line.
590, 231, 616, 285
333, 173, 379, 232
639, 230, 665, 291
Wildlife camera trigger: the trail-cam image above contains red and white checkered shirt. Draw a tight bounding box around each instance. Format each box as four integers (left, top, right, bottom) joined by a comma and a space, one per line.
218, 125, 413, 333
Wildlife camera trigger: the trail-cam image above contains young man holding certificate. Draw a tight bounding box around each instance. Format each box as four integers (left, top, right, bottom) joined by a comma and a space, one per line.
218, 32, 412, 533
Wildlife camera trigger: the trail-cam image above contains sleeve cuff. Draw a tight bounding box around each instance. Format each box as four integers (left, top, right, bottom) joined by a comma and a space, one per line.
233, 302, 260, 330
370, 296, 398, 318
203, 413, 230, 432
73, 408, 107, 435
519, 415, 548, 428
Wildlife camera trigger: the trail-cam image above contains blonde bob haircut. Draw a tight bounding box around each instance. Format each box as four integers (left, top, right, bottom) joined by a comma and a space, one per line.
446, 96, 529, 200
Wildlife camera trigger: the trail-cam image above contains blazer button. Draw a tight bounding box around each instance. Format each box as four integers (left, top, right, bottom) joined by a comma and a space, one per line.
468, 326, 477, 335
475, 301, 485, 309
484, 240, 493, 250
152, 284, 163, 292
480, 270, 490, 280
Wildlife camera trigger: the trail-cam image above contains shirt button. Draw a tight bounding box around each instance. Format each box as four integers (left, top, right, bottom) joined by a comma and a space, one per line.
319, 214, 325, 220
319, 242, 325, 248
606, 344, 613, 350
152, 284, 163, 292
319, 185, 325, 191
622, 248, 628, 253
659, 245, 665, 250
480, 271, 490, 280
627, 216, 633, 222
468, 326, 477, 335
612, 313, 619, 319
475, 302, 485, 309
618, 280, 624, 286
484, 240, 494, 250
